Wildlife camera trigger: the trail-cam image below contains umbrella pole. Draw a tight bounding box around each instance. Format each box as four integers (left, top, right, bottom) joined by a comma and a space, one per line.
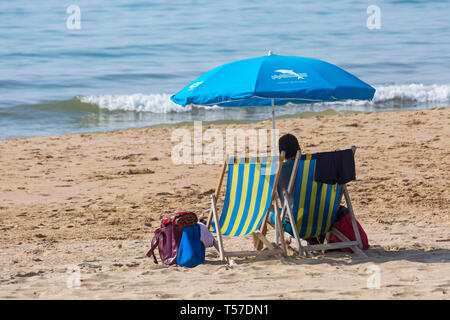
271, 98, 276, 156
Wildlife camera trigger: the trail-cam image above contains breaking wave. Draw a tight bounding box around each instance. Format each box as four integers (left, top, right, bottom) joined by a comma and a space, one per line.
77, 83, 450, 113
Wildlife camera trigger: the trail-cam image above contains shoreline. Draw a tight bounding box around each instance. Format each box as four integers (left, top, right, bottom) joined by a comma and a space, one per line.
2, 106, 447, 143
0, 107, 449, 299
0, 106, 351, 142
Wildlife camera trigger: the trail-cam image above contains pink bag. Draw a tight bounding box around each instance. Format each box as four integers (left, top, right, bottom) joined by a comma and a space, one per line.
146, 211, 198, 265
147, 223, 183, 265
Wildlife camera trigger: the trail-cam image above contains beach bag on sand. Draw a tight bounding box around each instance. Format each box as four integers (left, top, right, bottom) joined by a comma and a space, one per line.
147, 224, 182, 265
176, 224, 205, 268
162, 211, 198, 227
330, 207, 369, 252
147, 211, 198, 265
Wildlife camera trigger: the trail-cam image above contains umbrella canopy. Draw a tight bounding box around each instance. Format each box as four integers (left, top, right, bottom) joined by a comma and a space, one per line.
170, 53, 375, 107
170, 52, 375, 155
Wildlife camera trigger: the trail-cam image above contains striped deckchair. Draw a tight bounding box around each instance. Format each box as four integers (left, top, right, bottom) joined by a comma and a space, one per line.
278, 147, 367, 257
206, 153, 286, 263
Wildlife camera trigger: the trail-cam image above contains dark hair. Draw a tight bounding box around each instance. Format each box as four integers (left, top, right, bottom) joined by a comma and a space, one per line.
279, 134, 301, 159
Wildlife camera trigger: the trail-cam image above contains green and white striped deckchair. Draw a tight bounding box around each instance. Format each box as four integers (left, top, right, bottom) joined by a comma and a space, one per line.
279, 147, 367, 257
207, 153, 286, 263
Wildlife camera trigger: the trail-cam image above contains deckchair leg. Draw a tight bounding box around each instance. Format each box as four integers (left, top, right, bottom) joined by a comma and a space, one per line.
274, 210, 279, 247
275, 192, 281, 239
253, 231, 274, 250
280, 203, 287, 224
276, 195, 288, 254
274, 204, 287, 256
331, 227, 368, 258
274, 206, 279, 247
253, 224, 267, 251
253, 231, 285, 261
342, 185, 363, 249
255, 151, 285, 251
322, 232, 331, 254
211, 195, 225, 261
277, 204, 288, 246
283, 192, 308, 257
272, 193, 280, 247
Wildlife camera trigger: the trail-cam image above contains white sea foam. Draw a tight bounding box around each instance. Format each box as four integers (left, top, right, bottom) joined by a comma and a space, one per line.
78, 93, 190, 113
78, 84, 450, 113
372, 83, 450, 104
319, 83, 450, 108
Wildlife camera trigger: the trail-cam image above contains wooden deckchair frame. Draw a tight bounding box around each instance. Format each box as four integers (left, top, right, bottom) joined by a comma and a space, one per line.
206, 152, 287, 263
277, 146, 368, 258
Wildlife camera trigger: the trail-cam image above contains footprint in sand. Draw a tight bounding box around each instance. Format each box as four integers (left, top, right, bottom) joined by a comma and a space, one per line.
15, 271, 44, 278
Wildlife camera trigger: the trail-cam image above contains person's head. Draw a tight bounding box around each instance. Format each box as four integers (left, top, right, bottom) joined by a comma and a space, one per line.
279, 134, 301, 160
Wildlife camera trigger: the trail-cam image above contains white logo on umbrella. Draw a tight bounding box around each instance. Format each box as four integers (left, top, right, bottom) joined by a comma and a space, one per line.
188, 81, 203, 91
272, 70, 307, 80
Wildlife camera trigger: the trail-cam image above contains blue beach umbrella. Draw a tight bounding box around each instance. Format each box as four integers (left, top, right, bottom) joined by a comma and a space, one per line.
171, 52, 375, 152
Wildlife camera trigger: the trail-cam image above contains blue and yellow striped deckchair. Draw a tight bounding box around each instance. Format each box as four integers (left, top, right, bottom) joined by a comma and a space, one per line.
280, 148, 366, 257
208, 154, 286, 262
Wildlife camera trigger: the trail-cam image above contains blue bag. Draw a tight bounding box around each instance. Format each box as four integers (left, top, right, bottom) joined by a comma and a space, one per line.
176, 224, 205, 268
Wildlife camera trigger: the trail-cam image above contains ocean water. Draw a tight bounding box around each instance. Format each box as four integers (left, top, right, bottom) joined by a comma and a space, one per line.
0, 0, 449, 140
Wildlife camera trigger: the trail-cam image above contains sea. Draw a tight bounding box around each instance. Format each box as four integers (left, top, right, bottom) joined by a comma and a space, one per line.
1, 0, 449, 140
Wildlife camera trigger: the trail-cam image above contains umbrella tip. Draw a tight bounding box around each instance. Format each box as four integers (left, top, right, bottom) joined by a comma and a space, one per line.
267, 50, 273, 56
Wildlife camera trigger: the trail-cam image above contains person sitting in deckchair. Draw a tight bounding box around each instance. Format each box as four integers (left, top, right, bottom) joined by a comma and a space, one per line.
273, 134, 324, 246
262, 133, 300, 248
277, 133, 301, 207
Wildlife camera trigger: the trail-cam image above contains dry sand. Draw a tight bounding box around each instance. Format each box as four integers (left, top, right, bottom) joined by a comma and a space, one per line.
0, 107, 449, 299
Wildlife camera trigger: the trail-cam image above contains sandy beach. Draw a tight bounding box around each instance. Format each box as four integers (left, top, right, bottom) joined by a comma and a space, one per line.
0, 107, 449, 300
